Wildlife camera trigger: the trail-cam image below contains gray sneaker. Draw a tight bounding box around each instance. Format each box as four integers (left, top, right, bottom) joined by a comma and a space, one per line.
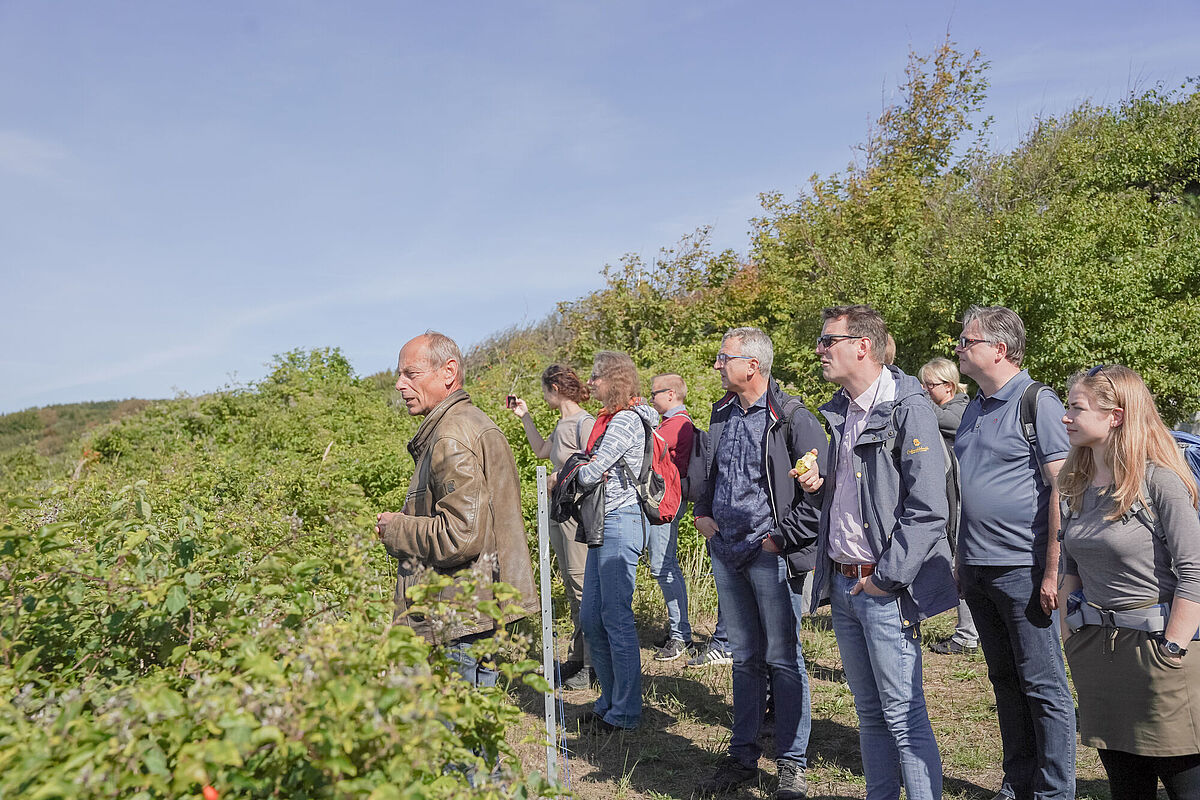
562, 667, 594, 691
774, 760, 807, 800
654, 639, 690, 661
696, 755, 757, 795
687, 646, 733, 668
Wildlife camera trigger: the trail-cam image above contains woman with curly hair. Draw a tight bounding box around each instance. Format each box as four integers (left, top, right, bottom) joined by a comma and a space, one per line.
573, 350, 658, 731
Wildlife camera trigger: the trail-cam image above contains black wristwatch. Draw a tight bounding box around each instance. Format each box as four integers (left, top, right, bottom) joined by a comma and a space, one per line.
1155, 634, 1188, 658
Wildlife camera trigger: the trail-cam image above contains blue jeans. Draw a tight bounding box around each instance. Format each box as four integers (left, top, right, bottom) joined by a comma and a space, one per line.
960, 564, 1075, 800
647, 513, 692, 643
830, 572, 941, 800
581, 505, 645, 728
711, 546, 810, 767
445, 631, 500, 689
444, 632, 501, 784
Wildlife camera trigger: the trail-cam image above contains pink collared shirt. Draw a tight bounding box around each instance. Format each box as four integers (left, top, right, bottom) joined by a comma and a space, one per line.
827, 368, 894, 564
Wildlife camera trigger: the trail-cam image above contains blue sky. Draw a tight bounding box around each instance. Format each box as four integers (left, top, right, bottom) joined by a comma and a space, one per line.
2, 1, 1197, 413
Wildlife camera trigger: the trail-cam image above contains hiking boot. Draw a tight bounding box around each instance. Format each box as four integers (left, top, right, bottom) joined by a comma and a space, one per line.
774, 760, 807, 800
687, 646, 733, 668
929, 637, 978, 655
696, 755, 757, 796
562, 667, 594, 691
654, 638, 690, 662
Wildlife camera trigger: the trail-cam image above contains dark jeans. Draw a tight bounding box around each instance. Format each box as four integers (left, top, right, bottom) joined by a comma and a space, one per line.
960, 563, 1075, 800
1098, 749, 1200, 800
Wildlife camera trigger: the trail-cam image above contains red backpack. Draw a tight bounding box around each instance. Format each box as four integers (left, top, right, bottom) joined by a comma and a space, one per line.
587, 409, 682, 525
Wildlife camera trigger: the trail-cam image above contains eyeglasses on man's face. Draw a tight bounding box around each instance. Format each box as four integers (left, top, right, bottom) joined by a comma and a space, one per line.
956, 336, 996, 349
649, 387, 671, 397
815, 333, 860, 350
714, 353, 754, 367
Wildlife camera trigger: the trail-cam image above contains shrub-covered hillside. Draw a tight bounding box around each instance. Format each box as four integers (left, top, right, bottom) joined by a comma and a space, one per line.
0, 349, 557, 800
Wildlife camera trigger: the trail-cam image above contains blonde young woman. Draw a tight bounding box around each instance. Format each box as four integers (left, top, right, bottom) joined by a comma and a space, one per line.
918, 357, 977, 655
511, 364, 595, 689
1058, 365, 1200, 799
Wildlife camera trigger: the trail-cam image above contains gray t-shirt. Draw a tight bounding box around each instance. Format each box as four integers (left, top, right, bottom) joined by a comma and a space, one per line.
548, 410, 595, 471
956, 371, 1071, 566
1061, 467, 1200, 609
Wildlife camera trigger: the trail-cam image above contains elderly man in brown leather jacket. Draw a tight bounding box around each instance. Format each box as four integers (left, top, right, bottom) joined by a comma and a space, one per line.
374, 331, 537, 686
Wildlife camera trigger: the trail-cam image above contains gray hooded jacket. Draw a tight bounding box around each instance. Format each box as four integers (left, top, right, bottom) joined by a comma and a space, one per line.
807, 366, 957, 626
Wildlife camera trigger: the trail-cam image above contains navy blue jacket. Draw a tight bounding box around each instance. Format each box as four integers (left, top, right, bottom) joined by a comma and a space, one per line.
693, 378, 829, 575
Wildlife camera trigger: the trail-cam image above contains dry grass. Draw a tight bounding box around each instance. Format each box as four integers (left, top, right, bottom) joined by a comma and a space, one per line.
506, 599, 1108, 800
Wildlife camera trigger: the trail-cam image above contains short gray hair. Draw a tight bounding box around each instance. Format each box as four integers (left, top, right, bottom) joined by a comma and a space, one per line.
961, 305, 1026, 366
722, 327, 773, 377
423, 330, 464, 386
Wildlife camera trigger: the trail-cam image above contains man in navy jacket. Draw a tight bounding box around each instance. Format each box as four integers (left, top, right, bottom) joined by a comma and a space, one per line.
693, 327, 828, 800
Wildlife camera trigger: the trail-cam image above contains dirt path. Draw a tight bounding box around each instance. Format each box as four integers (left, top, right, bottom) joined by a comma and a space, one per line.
510, 610, 1106, 800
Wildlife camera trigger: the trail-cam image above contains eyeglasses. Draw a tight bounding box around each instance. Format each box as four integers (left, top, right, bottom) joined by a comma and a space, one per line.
956, 336, 997, 349
649, 388, 671, 397
715, 353, 754, 366
588, 372, 603, 382
921, 381, 951, 391
815, 334, 860, 350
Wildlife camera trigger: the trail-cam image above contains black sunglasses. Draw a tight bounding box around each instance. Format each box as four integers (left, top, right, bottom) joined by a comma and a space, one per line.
1087, 364, 1118, 391
815, 334, 861, 349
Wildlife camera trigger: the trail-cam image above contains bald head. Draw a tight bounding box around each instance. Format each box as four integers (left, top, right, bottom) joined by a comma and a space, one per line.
394, 330, 463, 416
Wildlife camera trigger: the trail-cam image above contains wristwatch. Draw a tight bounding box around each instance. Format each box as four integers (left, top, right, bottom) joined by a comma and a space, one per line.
1155, 634, 1188, 658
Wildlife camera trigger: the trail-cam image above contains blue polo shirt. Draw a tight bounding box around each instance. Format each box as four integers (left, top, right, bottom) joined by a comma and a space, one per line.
955, 370, 1070, 566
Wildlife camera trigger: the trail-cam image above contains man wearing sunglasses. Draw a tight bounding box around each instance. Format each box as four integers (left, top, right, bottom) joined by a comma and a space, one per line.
693, 327, 827, 800
797, 304, 955, 800
954, 305, 1075, 800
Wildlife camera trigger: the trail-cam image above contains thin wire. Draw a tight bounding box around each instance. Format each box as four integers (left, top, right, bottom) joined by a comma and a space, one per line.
552, 629, 571, 788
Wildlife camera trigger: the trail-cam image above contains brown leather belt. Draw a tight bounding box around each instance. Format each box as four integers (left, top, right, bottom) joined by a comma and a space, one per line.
836, 562, 876, 578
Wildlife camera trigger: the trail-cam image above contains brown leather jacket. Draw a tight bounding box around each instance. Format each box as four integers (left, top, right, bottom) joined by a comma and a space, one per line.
379, 389, 538, 643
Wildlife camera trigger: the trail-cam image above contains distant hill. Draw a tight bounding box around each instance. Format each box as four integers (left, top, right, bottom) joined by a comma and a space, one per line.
0, 398, 154, 459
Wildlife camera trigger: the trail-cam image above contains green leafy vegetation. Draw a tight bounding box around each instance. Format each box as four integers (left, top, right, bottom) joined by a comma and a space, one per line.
0, 350, 556, 799
3, 40, 1198, 797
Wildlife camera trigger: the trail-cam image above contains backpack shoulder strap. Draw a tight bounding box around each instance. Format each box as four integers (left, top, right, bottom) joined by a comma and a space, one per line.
1019, 381, 1050, 450
778, 394, 808, 460
1131, 462, 1164, 539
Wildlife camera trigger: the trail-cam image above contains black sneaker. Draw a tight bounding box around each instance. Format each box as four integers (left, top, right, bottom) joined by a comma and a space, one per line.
556, 660, 584, 683
580, 710, 620, 734
696, 755, 757, 795
654, 639, 690, 662
774, 760, 807, 800
687, 646, 733, 668
929, 637, 978, 655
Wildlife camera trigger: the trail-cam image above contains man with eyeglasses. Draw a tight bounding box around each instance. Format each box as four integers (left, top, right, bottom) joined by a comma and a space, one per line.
645, 373, 696, 661
954, 305, 1075, 800
796, 304, 955, 800
693, 327, 826, 800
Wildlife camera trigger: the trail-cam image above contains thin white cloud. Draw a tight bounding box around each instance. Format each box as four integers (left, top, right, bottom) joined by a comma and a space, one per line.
0, 130, 66, 177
